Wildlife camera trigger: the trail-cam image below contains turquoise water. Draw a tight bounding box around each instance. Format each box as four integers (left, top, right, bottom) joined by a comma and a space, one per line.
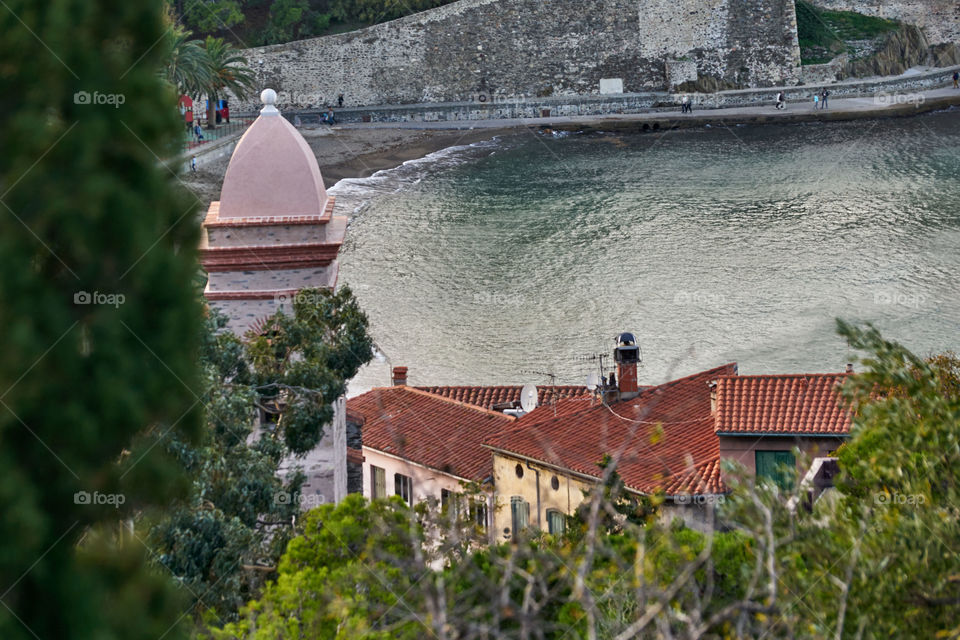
334, 111, 960, 394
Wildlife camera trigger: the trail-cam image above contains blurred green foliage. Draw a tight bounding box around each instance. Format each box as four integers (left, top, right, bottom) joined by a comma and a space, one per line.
0, 0, 205, 637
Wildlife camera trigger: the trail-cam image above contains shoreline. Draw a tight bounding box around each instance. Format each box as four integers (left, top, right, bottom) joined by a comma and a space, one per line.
184, 89, 959, 200
318, 128, 513, 186
323, 90, 960, 184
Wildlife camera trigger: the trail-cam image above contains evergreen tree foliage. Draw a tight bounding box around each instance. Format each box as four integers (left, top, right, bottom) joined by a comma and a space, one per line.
148, 288, 373, 622
0, 0, 204, 637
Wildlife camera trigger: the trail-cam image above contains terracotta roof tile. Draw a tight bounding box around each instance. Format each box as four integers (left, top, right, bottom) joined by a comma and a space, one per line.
415, 385, 592, 411
348, 386, 515, 483
661, 458, 726, 496
714, 373, 852, 435
483, 364, 738, 495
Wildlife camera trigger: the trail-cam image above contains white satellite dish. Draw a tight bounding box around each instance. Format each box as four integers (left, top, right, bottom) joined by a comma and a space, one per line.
519, 384, 539, 413
586, 372, 599, 391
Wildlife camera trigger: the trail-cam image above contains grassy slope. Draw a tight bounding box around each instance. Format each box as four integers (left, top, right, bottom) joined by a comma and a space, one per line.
795, 0, 901, 64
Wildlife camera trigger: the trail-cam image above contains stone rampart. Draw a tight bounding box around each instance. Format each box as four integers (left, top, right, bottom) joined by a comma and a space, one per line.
233, 0, 802, 110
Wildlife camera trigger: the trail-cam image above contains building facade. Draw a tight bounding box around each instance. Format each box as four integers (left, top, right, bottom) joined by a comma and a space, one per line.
714, 372, 852, 488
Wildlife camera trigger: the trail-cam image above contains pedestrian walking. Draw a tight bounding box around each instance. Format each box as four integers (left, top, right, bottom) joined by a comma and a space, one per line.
954, 71, 959, 88
194, 124, 204, 142
775, 92, 785, 109
681, 95, 692, 113
821, 88, 829, 109
338, 93, 344, 108
813, 93, 819, 110
222, 105, 230, 123
191, 156, 197, 172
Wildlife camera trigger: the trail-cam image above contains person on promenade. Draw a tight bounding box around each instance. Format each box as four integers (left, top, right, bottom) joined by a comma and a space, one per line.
954, 71, 959, 88
323, 107, 336, 125
775, 92, 785, 109
191, 156, 197, 172
821, 88, 829, 109
681, 95, 691, 113
194, 123, 204, 142
222, 105, 230, 123
813, 93, 819, 110
338, 93, 344, 107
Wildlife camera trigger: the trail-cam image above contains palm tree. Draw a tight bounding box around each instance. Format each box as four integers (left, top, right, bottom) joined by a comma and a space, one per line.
163, 25, 213, 98
202, 36, 257, 128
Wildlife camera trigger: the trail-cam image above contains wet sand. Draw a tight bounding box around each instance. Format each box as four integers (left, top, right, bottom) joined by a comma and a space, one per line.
182, 125, 512, 204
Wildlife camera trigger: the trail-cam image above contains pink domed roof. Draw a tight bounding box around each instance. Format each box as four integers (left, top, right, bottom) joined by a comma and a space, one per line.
218, 90, 328, 218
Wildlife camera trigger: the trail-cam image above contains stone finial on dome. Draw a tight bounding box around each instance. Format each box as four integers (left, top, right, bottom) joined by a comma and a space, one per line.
260, 88, 280, 116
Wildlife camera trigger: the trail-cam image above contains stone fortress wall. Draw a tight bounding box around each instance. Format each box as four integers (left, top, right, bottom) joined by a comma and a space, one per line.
809, 0, 959, 47
234, 0, 803, 111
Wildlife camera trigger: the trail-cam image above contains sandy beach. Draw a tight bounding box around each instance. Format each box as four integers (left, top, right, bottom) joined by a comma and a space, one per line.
183, 125, 513, 203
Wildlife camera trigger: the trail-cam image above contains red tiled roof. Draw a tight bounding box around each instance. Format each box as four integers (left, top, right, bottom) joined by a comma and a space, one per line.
661, 458, 726, 496
415, 385, 592, 411
714, 373, 852, 435
483, 364, 738, 496
348, 386, 515, 483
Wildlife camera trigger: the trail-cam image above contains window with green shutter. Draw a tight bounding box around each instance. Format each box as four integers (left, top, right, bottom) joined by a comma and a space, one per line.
547, 510, 566, 535
755, 450, 796, 490
510, 496, 529, 537
371, 465, 386, 499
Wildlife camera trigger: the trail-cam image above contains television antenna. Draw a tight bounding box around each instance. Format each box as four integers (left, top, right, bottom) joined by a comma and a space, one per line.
520, 369, 557, 386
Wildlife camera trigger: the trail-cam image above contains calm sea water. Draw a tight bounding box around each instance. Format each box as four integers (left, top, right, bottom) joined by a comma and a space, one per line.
332, 110, 960, 395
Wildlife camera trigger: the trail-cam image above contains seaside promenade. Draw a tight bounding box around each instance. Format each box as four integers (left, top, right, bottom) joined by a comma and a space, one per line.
330, 85, 960, 133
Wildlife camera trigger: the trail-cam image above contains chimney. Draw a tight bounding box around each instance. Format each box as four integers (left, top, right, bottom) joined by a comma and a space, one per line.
845, 363, 854, 374
614, 332, 641, 398
709, 381, 718, 414
392, 366, 408, 386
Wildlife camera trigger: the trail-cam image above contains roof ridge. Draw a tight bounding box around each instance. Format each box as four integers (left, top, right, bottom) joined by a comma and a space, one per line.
415, 384, 586, 390
391, 386, 518, 420
718, 372, 850, 380
650, 363, 738, 389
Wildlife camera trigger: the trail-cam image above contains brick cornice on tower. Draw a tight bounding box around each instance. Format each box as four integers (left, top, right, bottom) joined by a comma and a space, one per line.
202, 198, 336, 227
200, 241, 343, 271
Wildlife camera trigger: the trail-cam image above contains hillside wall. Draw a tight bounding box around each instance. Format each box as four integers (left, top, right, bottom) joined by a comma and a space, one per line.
234, 0, 802, 110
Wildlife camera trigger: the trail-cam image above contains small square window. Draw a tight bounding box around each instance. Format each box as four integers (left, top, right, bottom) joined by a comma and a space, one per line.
370, 466, 386, 499
394, 473, 413, 504
441, 488, 457, 516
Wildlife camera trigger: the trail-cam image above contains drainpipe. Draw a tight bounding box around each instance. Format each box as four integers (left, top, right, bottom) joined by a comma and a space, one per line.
526, 462, 542, 529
